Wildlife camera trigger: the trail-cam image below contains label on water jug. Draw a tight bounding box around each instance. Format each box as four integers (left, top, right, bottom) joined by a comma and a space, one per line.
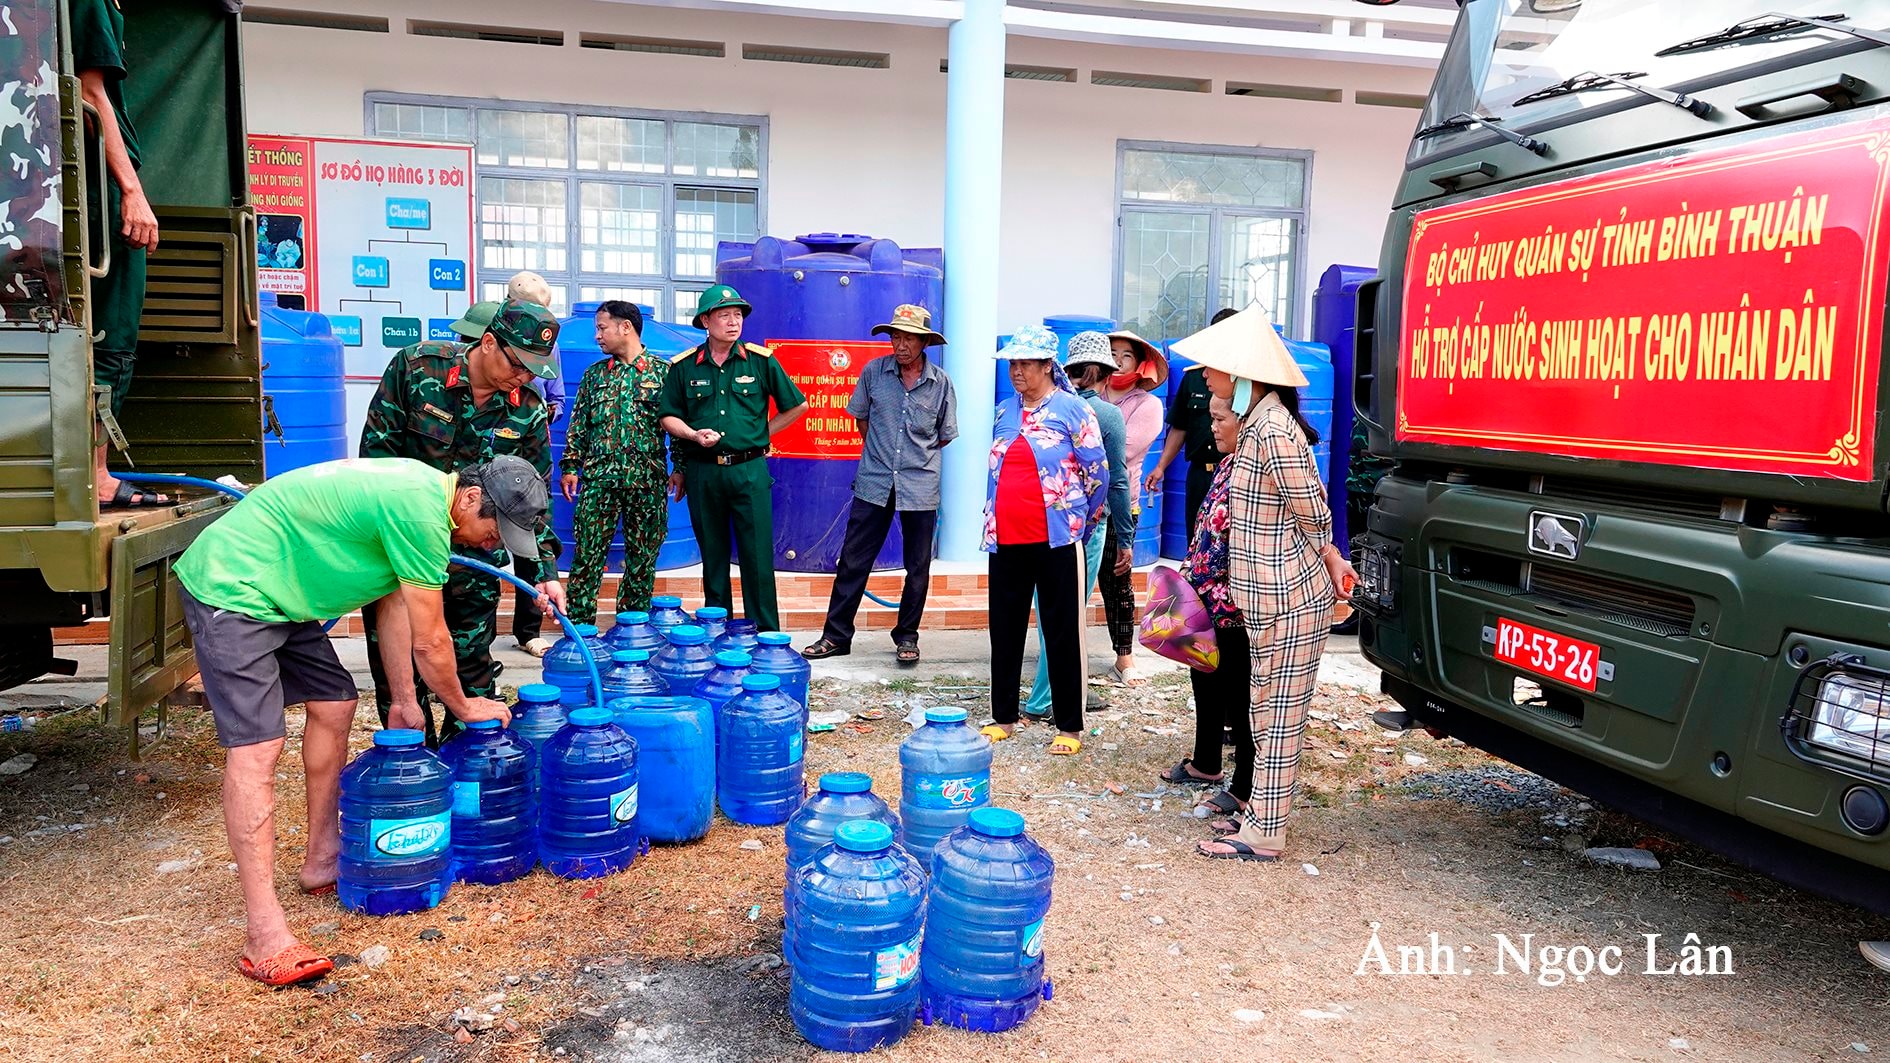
873, 930, 923, 991
451, 780, 481, 818
368, 809, 451, 858
787, 731, 804, 764
610, 784, 639, 824
914, 775, 989, 808
1022, 918, 1046, 959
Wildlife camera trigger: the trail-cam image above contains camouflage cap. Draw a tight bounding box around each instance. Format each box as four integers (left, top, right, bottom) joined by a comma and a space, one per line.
449, 300, 500, 340
486, 299, 561, 380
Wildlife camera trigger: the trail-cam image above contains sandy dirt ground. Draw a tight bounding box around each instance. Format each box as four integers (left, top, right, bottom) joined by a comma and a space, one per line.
3, 663, 1890, 1063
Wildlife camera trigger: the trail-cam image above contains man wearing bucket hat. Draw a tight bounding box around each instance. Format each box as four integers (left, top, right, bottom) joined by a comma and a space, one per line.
802, 304, 958, 665
657, 284, 809, 633
1166, 306, 1356, 863
360, 298, 567, 745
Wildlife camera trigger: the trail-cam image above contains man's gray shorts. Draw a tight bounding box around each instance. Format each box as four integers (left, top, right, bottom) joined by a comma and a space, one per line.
180, 587, 358, 748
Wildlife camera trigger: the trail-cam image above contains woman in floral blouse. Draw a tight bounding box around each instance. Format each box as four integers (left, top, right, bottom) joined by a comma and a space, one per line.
981, 326, 1108, 754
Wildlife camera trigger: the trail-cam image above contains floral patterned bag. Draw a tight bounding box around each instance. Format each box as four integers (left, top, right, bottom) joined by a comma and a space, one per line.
1138, 566, 1220, 673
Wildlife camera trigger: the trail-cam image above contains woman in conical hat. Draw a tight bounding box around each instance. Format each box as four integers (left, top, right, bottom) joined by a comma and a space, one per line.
1167, 305, 1356, 862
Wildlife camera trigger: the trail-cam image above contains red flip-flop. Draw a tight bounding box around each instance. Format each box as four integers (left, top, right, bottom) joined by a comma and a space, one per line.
300, 881, 336, 897
238, 943, 333, 987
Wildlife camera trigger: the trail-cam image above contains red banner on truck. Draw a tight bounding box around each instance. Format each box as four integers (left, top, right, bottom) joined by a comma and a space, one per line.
1397, 112, 1890, 481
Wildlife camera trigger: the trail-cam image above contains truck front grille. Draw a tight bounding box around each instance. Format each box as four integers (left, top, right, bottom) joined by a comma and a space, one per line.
1450, 548, 1695, 638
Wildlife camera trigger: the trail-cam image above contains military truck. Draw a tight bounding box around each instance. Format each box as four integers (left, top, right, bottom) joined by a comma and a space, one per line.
1, 0, 261, 750
1355, 0, 1890, 912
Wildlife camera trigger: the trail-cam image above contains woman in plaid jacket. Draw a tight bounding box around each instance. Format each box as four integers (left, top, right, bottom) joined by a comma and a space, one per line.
1169, 308, 1356, 862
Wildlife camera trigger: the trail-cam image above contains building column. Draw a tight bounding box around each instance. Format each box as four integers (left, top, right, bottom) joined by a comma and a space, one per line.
939, 0, 1005, 561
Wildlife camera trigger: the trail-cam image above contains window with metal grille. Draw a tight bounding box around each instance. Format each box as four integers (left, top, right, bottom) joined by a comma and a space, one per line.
367, 94, 765, 322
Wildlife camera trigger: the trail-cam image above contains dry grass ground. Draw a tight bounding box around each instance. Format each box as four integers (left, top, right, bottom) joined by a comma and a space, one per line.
3, 669, 1890, 1062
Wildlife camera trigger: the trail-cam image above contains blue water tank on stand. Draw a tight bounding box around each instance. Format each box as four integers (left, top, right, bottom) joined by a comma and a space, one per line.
260, 291, 346, 478
547, 302, 705, 574
1283, 326, 1335, 485
716, 234, 943, 573
1313, 265, 1377, 549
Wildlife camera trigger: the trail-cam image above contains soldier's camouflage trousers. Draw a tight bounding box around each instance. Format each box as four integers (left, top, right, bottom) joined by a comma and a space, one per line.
569, 470, 669, 626
363, 551, 503, 746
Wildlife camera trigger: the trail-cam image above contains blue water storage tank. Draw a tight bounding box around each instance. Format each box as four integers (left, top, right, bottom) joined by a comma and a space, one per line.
607, 694, 715, 843
1158, 342, 1197, 561
716, 234, 943, 573
259, 291, 346, 478
788, 820, 928, 1053
1313, 264, 1377, 549
1133, 429, 1165, 567
548, 302, 704, 573
1287, 328, 1335, 485
919, 807, 1056, 1033
337, 730, 453, 916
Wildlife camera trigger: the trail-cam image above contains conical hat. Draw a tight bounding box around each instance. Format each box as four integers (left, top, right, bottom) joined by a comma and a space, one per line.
1168, 304, 1307, 389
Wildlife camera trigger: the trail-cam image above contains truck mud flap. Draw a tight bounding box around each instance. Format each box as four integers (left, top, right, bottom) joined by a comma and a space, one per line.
106, 506, 223, 755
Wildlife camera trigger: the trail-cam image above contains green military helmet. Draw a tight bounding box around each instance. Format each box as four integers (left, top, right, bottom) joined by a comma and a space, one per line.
449, 300, 500, 340
691, 284, 752, 329
486, 299, 561, 380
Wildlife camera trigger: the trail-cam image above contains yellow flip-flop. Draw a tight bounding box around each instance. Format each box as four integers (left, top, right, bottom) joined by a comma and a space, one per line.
1049, 734, 1082, 756
980, 724, 1013, 742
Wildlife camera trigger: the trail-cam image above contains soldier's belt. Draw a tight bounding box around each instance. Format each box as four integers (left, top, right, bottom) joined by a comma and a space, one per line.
686, 446, 768, 467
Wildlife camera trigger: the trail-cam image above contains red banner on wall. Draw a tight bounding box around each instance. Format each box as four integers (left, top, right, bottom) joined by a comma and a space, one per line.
765, 339, 889, 459
246, 135, 318, 305
1396, 112, 1890, 481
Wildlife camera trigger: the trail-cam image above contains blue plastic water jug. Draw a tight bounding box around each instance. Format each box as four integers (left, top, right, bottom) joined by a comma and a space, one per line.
919, 807, 1056, 1032
338, 729, 454, 915
713, 618, 760, 656
438, 719, 537, 886
784, 773, 902, 967
694, 650, 754, 722
694, 606, 729, 644
788, 820, 928, 1053
606, 694, 715, 843
602, 648, 668, 702
751, 632, 812, 719
648, 595, 692, 633
538, 707, 644, 878
652, 624, 716, 696
899, 707, 993, 870
603, 610, 663, 655
511, 683, 568, 756
718, 674, 805, 826
542, 624, 603, 707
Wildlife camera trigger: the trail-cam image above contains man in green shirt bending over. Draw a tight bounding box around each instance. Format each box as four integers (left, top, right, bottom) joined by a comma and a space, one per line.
174, 455, 546, 988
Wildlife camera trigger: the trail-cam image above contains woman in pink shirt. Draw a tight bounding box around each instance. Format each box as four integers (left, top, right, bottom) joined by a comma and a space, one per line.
1097, 330, 1168, 683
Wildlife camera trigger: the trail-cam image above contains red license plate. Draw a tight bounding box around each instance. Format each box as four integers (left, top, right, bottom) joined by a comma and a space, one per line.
1493, 617, 1602, 692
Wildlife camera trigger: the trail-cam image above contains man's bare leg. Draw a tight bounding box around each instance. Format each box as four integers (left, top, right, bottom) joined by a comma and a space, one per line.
224, 738, 301, 965
297, 699, 358, 892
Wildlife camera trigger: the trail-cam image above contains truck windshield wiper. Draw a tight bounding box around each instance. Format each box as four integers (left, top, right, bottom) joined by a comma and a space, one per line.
1412, 112, 1550, 155
1513, 70, 1716, 117
1656, 12, 1890, 57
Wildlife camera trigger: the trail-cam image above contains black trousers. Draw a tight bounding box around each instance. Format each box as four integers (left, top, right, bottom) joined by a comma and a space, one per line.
512, 556, 545, 643
1096, 522, 1137, 656
821, 489, 937, 646
990, 541, 1086, 733
1190, 624, 1255, 795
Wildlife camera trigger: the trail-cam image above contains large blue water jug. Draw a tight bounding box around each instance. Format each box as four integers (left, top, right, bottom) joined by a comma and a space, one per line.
786, 772, 902, 876
604, 611, 663, 655
751, 632, 812, 719
718, 674, 805, 826
694, 650, 754, 722
607, 694, 715, 843
338, 729, 453, 915
603, 649, 668, 702
713, 618, 760, 656
788, 820, 927, 1053
259, 292, 347, 477
900, 707, 993, 869
693, 606, 729, 643
511, 683, 568, 756
438, 719, 537, 886
543, 625, 604, 708
649, 595, 692, 633
652, 624, 716, 696
919, 807, 1056, 1032
538, 707, 644, 878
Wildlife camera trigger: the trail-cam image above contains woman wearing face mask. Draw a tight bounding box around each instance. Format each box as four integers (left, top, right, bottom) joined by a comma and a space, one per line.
1169, 308, 1356, 862
1095, 330, 1168, 684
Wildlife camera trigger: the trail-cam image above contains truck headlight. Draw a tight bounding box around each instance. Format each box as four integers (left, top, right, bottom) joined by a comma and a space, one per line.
1808, 673, 1890, 767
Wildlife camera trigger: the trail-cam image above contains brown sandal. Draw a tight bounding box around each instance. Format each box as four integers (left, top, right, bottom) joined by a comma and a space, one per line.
800, 638, 849, 660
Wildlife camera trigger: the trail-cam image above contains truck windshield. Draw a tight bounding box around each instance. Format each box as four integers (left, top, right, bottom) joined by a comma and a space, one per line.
1410, 0, 1890, 166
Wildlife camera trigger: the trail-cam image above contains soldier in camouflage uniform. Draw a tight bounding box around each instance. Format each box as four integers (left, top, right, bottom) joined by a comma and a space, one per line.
359, 299, 566, 745
559, 301, 676, 625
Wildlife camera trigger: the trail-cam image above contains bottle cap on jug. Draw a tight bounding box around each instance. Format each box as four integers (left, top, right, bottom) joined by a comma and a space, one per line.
741, 674, 782, 692
518, 683, 560, 704
714, 650, 754, 667
576, 624, 600, 637
697, 606, 728, 620
666, 624, 708, 645
757, 632, 792, 646
835, 820, 894, 853
969, 807, 1026, 838
567, 707, 611, 727
925, 707, 969, 724
374, 728, 425, 747
652, 595, 683, 608
616, 611, 651, 624
467, 719, 501, 731
821, 771, 872, 794
612, 649, 646, 663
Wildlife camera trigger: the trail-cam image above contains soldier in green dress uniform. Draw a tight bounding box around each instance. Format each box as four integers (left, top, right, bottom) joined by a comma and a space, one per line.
656, 285, 809, 633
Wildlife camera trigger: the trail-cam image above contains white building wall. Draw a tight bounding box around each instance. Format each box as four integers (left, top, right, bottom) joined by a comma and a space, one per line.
242, 0, 1432, 332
